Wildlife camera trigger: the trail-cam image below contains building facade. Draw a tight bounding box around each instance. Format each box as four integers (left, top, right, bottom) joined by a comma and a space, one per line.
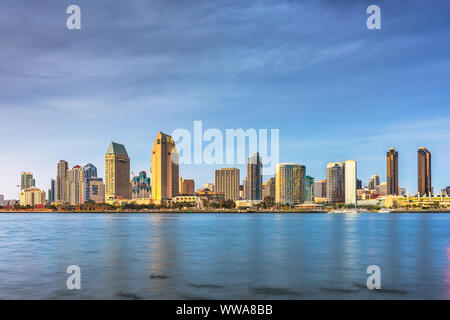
20, 188, 46, 207
326, 162, 345, 203
20, 172, 35, 190
56, 160, 68, 204
132, 171, 151, 199
84, 178, 105, 203
305, 176, 314, 203
263, 177, 276, 200
386, 148, 399, 195
417, 147, 432, 196
151, 132, 179, 201
179, 178, 195, 195
66, 165, 83, 205
275, 163, 306, 205
313, 180, 327, 198
368, 174, 380, 191
344, 160, 357, 206
215, 168, 240, 201
246, 152, 263, 200
105, 142, 131, 200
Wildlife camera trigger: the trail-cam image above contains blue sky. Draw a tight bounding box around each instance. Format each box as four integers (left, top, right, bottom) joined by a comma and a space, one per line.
1, 0, 449, 199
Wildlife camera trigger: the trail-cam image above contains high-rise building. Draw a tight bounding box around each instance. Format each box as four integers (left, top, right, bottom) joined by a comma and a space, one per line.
66, 165, 83, 205
377, 182, 388, 196
105, 141, 131, 200
49, 179, 56, 203
179, 178, 195, 195
215, 168, 240, 200
417, 147, 432, 196
326, 162, 345, 203
242, 177, 248, 200
386, 148, 399, 195
263, 177, 276, 200
368, 174, 380, 191
246, 152, 263, 200
313, 180, 327, 198
20, 188, 46, 207
56, 160, 68, 204
0, 194, 4, 206
132, 171, 151, 199
305, 176, 315, 203
344, 160, 357, 206
151, 132, 179, 201
20, 172, 35, 190
356, 179, 362, 190
275, 163, 306, 205
83, 163, 98, 180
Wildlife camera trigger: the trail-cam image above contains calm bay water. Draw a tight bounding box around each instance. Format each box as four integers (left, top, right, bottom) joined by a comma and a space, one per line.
0, 213, 449, 300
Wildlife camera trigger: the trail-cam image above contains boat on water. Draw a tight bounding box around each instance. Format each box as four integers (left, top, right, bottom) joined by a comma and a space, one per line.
329, 209, 359, 214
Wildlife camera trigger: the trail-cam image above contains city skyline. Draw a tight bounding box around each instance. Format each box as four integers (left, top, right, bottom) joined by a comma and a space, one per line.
1, 1, 450, 198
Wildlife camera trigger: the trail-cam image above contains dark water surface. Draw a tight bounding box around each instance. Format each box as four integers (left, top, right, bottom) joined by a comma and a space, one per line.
0, 213, 449, 299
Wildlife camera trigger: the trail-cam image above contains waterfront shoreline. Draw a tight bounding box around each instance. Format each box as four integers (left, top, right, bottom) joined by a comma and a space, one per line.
1, 210, 450, 214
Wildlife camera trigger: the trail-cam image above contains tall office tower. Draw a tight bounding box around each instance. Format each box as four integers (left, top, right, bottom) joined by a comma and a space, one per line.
417, 147, 432, 196
305, 176, 315, 203
242, 177, 248, 199
0, 194, 4, 206
50, 179, 55, 203
356, 179, 362, 190
246, 152, 263, 200
344, 160, 357, 206
105, 141, 131, 200
83, 163, 98, 180
20, 172, 35, 190
313, 180, 327, 198
215, 168, 240, 201
275, 163, 306, 205
179, 178, 195, 195
56, 160, 69, 203
263, 177, 276, 200
326, 162, 345, 203
151, 132, 179, 201
368, 174, 380, 190
386, 148, 399, 195
66, 165, 83, 205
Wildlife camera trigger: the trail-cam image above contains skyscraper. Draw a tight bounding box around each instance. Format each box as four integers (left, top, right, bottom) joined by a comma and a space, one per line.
246, 152, 263, 200
305, 176, 315, 203
49, 179, 55, 203
386, 148, 399, 195
105, 141, 131, 200
151, 132, 179, 201
344, 160, 357, 206
326, 162, 345, 203
85, 178, 105, 203
56, 160, 68, 204
83, 163, 98, 180
66, 165, 83, 205
275, 163, 306, 205
313, 180, 327, 198
417, 147, 432, 196
215, 168, 240, 201
368, 174, 380, 191
20, 172, 35, 190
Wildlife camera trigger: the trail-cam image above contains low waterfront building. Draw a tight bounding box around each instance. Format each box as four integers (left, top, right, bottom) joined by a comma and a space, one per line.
168, 195, 202, 208
385, 194, 450, 209
20, 188, 46, 207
